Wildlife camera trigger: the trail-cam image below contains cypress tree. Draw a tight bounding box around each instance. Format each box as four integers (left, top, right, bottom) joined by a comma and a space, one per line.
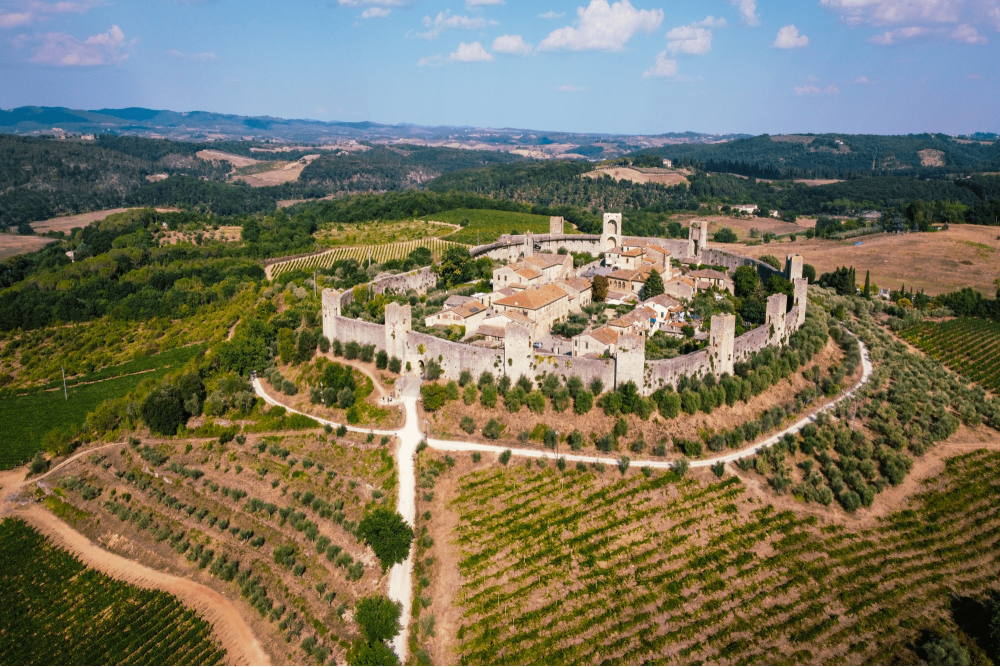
863, 270, 871, 298
644, 269, 665, 299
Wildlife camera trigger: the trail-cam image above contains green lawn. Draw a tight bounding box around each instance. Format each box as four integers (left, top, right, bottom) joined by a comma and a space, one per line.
437, 209, 578, 245
0, 345, 205, 469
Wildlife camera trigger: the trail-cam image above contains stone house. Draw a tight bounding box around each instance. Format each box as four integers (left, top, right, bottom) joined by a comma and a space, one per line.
492, 284, 570, 339
605, 247, 645, 271
609, 306, 658, 337
572, 326, 619, 357
662, 276, 697, 300
556, 277, 593, 311
688, 269, 735, 294
424, 300, 491, 335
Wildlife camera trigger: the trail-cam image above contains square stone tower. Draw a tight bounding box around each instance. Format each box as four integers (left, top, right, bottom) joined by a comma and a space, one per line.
766, 293, 788, 343
384, 301, 412, 362
322, 289, 342, 344
549, 216, 564, 236
601, 213, 623, 251
785, 254, 804, 281
504, 323, 533, 380
793, 278, 808, 328
688, 221, 709, 261
615, 333, 646, 389
523, 231, 534, 258
709, 314, 736, 377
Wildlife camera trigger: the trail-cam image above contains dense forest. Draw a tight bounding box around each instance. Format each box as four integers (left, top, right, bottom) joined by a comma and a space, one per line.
636, 133, 1000, 179
0, 135, 231, 230
299, 144, 523, 194
427, 160, 1000, 223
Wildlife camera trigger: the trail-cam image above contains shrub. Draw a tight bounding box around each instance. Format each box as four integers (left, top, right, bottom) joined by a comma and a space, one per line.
336, 425, 348, 437
574, 390, 594, 415
460, 416, 476, 435
659, 391, 681, 419
344, 341, 361, 360
505, 388, 525, 412
458, 370, 472, 387
338, 387, 355, 409
375, 350, 389, 370
618, 456, 631, 475
922, 634, 969, 666
674, 458, 690, 477
462, 383, 477, 405
588, 378, 603, 395
359, 345, 375, 363
526, 391, 546, 414
544, 428, 558, 450
480, 385, 498, 409
498, 449, 512, 465
483, 419, 505, 440
140, 385, 185, 436
388, 357, 402, 374
425, 360, 442, 381
420, 383, 450, 412
711, 461, 726, 478
478, 371, 495, 390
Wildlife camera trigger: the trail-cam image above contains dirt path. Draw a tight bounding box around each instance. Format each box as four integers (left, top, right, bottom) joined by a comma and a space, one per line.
15, 504, 270, 666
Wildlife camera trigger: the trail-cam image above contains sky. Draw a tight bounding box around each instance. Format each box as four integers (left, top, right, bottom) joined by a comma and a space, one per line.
0, 0, 998, 136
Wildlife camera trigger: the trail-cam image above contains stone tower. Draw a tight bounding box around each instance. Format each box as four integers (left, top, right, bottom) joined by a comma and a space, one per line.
601, 213, 623, 251
688, 221, 709, 262
523, 231, 534, 258
322, 289, 342, 344
615, 333, 646, 389
793, 278, 808, 328
504, 323, 533, 380
766, 293, 788, 343
549, 216, 564, 236
785, 254, 804, 281
709, 314, 736, 377
384, 301, 412, 362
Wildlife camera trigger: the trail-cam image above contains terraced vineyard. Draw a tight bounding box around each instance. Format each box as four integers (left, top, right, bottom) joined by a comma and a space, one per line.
902, 318, 1000, 392
435, 208, 566, 245
0, 518, 226, 665
448, 450, 1000, 665
268, 239, 468, 278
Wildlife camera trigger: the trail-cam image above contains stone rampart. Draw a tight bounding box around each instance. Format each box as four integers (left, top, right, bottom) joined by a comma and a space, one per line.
734, 325, 771, 362
410, 332, 502, 381
703, 249, 782, 283
332, 316, 386, 351
646, 350, 713, 390
536, 354, 616, 390
372, 267, 436, 296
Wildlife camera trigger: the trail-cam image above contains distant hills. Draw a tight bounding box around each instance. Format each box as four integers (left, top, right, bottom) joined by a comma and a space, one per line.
0, 106, 747, 160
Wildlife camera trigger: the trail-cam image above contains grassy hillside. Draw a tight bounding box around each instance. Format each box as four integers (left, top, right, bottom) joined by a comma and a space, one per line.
436, 208, 570, 245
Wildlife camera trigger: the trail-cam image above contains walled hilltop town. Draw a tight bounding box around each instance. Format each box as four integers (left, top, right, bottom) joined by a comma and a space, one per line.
323, 213, 808, 395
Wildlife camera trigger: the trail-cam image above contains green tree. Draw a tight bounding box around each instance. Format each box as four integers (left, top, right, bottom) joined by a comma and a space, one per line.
358, 508, 414, 570
802, 263, 817, 284
713, 227, 738, 243
863, 270, 871, 298
592, 274, 609, 302
574, 389, 594, 415
733, 265, 760, 299
277, 328, 295, 365
349, 639, 399, 666
644, 269, 664, 299
140, 385, 185, 436
922, 634, 970, 666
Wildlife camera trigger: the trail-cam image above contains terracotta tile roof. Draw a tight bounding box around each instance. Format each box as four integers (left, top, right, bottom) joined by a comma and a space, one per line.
610, 306, 656, 328
523, 253, 568, 270
514, 267, 543, 280
606, 290, 638, 303
610, 269, 642, 280
643, 294, 682, 310
495, 284, 568, 310
583, 326, 620, 346
495, 287, 518, 297
478, 325, 507, 339
558, 277, 592, 293
689, 269, 732, 281
444, 295, 475, 308
452, 301, 488, 318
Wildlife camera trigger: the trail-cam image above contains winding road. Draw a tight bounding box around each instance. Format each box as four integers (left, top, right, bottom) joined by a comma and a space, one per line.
251, 335, 874, 663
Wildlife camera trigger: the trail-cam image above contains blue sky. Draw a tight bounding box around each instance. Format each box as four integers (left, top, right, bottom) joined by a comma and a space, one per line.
0, 0, 997, 135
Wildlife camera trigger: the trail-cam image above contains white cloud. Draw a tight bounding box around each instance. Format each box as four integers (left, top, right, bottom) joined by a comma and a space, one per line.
414, 10, 488, 40
538, 0, 663, 52
417, 53, 443, 66
0, 12, 33, 27
448, 40, 493, 61
870, 25, 928, 43
643, 50, 678, 77
773, 24, 809, 48
168, 49, 217, 62
729, 0, 759, 26
855, 75, 874, 83
866, 23, 985, 44
466, 0, 504, 5
540, 10, 565, 19
361, 7, 391, 18
0, 1, 103, 28
25, 24, 135, 66
666, 25, 713, 54
951, 23, 987, 43
794, 83, 839, 94
819, 0, 963, 26
492, 34, 532, 55
693, 15, 727, 28
555, 84, 589, 91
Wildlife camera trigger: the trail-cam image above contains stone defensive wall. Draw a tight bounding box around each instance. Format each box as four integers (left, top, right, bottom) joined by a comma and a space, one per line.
320, 223, 810, 395
372, 266, 436, 296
